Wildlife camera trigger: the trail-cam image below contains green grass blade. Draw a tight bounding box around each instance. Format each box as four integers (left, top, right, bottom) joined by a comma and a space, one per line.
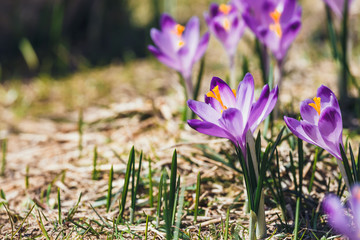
25, 165, 29, 189
36, 209, 50, 240
117, 146, 135, 223
293, 197, 301, 240
106, 165, 114, 213
66, 192, 82, 221
148, 158, 154, 208
308, 148, 320, 192
131, 150, 143, 223
1, 139, 6, 176
78, 108, 83, 157
325, 5, 338, 60
173, 186, 185, 240
57, 188, 62, 225
349, 144, 357, 182
340, 144, 354, 186
92, 146, 98, 180
193, 56, 205, 101
11, 204, 35, 240
224, 208, 230, 240
145, 214, 149, 240
194, 172, 201, 223
298, 138, 304, 196
169, 150, 178, 224
156, 171, 165, 228
163, 171, 172, 240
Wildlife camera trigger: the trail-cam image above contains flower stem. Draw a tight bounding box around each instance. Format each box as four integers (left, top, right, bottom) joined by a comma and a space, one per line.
273, 60, 283, 119
339, 0, 349, 105
336, 158, 350, 190
229, 54, 236, 89
246, 130, 267, 238
249, 210, 257, 240
255, 40, 269, 85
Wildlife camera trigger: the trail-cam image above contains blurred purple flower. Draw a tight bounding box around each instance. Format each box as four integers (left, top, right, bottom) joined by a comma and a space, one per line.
324, 0, 353, 18
231, 0, 247, 12
148, 14, 210, 97
187, 73, 278, 155
204, 3, 246, 62
284, 85, 343, 159
242, 0, 302, 62
323, 184, 360, 239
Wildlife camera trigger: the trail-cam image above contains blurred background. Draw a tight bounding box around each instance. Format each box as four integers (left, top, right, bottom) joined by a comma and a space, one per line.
0, 0, 359, 126
0, 0, 164, 79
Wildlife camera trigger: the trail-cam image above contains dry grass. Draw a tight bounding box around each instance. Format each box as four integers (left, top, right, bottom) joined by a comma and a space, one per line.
0, 0, 360, 239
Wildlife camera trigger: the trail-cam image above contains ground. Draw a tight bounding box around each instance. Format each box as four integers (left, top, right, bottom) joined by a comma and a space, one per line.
1, 0, 360, 239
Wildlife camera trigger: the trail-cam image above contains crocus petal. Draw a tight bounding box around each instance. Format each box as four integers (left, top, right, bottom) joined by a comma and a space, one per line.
279, 19, 301, 60
317, 85, 340, 111
323, 195, 355, 239
187, 119, 235, 142
236, 73, 254, 123
205, 95, 223, 113
209, 3, 219, 17
249, 86, 278, 132
300, 99, 319, 124
318, 106, 343, 158
213, 22, 228, 43
193, 32, 210, 62
280, 0, 296, 24
219, 108, 245, 144
150, 28, 177, 59
324, 0, 353, 17
350, 185, 360, 232
160, 14, 177, 31
187, 100, 221, 124
209, 77, 236, 107
284, 117, 317, 146
148, 45, 179, 71
301, 121, 327, 148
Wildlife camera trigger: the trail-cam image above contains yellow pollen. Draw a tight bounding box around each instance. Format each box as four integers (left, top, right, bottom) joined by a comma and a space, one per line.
223, 18, 230, 31
206, 86, 236, 112
269, 9, 282, 37
174, 24, 185, 37
308, 97, 321, 115
178, 40, 185, 48
219, 4, 232, 15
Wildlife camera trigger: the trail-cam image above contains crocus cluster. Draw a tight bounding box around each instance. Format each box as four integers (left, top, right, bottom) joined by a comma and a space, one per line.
242, 0, 302, 62
324, 0, 353, 18
187, 73, 278, 156
148, 14, 209, 98
323, 184, 360, 239
284, 85, 343, 160
204, 3, 245, 66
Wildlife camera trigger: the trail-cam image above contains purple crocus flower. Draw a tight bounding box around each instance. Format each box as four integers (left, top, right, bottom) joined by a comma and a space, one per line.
284, 85, 343, 160
324, 0, 353, 18
148, 14, 210, 98
242, 0, 302, 62
204, 3, 246, 64
187, 73, 278, 155
323, 184, 360, 239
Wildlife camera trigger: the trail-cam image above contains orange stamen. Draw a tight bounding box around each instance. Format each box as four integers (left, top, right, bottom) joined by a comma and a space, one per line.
207, 86, 227, 110
308, 97, 321, 115
206, 86, 237, 112
269, 9, 282, 37
219, 4, 232, 15
174, 24, 185, 37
